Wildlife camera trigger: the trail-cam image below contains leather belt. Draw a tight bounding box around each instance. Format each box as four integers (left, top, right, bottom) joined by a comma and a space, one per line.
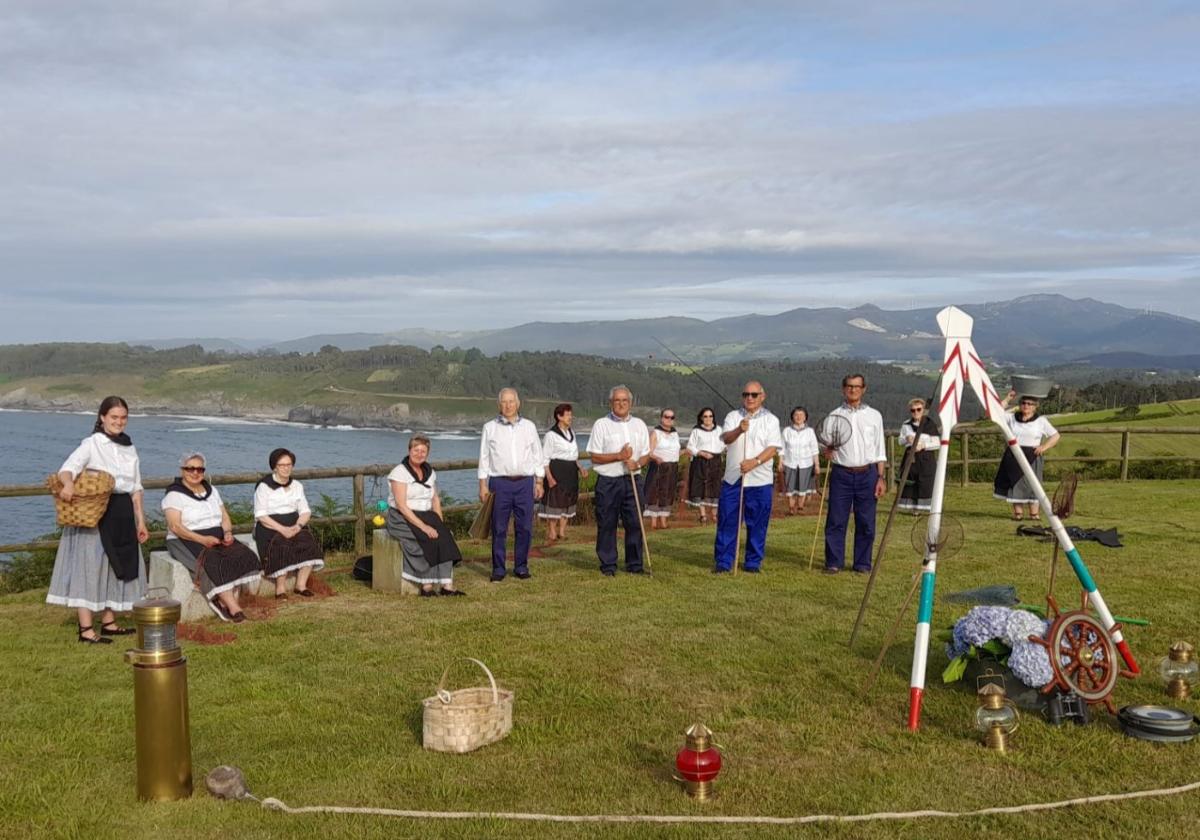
833, 464, 872, 474
497, 475, 533, 481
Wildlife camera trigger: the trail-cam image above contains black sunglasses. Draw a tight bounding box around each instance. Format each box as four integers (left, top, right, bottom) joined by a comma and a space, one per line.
910, 408, 923, 413
182, 466, 206, 473
742, 391, 762, 398
662, 415, 675, 420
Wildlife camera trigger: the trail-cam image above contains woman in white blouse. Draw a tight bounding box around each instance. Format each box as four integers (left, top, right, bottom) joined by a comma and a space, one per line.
538, 403, 588, 541
162, 452, 263, 622
779, 406, 820, 515
993, 391, 1061, 520
46, 396, 149, 644
897, 399, 940, 513
385, 435, 464, 596
685, 407, 725, 523
644, 408, 682, 529
253, 448, 325, 599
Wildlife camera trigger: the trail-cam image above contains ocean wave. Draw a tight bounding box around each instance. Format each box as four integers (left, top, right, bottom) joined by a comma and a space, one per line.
172, 427, 210, 432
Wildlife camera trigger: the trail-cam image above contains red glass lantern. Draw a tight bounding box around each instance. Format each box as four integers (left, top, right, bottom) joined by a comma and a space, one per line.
674, 723, 722, 800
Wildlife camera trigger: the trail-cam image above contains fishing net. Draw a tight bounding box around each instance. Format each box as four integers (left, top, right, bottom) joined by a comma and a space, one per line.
1052, 473, 1078, 520
909, 513, 964, 560
814, 414, 853, 451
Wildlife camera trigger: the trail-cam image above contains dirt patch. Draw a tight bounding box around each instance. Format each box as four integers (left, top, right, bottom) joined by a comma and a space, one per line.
237, 593, 281, 621
177, 623, 237, 645
305, 574, 336, 597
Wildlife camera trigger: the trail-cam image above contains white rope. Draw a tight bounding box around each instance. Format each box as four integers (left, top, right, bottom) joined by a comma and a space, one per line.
259, 779, 1200, 825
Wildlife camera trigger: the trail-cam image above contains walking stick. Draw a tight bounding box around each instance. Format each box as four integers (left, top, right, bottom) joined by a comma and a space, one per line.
864, 567, 923, 693
733, 478, 745, 575
629, 470, 653, 575
806, 462, 831, 571
848, 447, 915, 647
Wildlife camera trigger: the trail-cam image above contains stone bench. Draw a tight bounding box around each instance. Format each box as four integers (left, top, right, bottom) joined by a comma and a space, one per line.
147, 534, 282, 621
371, 528, 418, 595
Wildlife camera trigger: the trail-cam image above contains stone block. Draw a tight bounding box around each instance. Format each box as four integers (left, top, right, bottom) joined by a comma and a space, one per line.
371, 528, 418, 595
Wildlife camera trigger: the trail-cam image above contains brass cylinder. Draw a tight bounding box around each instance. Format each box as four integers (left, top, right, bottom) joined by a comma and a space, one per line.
129, 656, 193, 801
1167, 677, 1191, 700
684, 780, 714, 800
984, 724, 1009, 753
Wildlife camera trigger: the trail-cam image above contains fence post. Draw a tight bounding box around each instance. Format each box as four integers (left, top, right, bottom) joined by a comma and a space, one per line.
960, 431, 970, 487
887, 434, 895, 485
353, 472, 366, 556
1120, 430, 1131, 481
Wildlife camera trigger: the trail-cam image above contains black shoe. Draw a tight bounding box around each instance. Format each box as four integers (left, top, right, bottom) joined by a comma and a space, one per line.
439, 588, 467, 596
231, 611, 247, 623
419, 588, 438, 597
490, 574, 506, 582
852, 567, 871, 575
99, 622, 136, 636
822, 567, 841, 575
743, 567, 761, 574
600, 570, 616, 577
209, 598, 232, 622
295, 588, 315, 597
515, 571, 532, 580
77, 625, 113, 645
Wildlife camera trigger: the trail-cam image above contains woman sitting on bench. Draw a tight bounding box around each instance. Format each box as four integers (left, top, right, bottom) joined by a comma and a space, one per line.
385, 435, 464, 597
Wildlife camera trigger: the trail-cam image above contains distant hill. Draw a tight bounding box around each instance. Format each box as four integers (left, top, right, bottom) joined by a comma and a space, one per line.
134, 294, 1193, 366
1073, 351, 1200, 371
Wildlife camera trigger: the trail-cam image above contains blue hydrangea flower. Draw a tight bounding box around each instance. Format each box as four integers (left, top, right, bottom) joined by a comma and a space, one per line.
1009, 638, 1054, 687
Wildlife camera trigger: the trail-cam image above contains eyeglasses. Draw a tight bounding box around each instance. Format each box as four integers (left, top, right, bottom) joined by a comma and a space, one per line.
662, 415, 675, 420
276, 462, 294, 468
182, 466, 206, 473
741, 391, 762, 398
910, 408, 923, 413
844, 384, 864, 390
1020, 400, 1037, 406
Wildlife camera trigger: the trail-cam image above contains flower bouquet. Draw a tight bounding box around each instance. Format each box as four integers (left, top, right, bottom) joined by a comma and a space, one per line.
940, 605, 1054, 690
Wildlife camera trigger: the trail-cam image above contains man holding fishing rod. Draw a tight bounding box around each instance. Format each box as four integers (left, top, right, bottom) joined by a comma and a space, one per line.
714, 381, 782, 574
586, 385, 656, 576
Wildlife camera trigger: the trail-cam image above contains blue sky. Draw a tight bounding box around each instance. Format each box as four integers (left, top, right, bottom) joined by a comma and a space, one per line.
2, 1, 1198, 341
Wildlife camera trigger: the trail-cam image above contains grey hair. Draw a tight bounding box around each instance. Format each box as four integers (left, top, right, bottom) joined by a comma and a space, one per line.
179, 451, 206, 467
497, 387, 519, 401
608, 384, 632, 401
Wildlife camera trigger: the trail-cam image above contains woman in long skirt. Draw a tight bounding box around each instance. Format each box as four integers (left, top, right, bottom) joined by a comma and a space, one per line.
163, 452, 263, 623
898, 399, 940, 513
779, 406, 820, 514
538, 403, 588, 541
46, 396, 149, 644
685, 407, 725, 523
993, 392, 1060, 520
386, 435, 464, 596
643, 409, 681, 529
253, 447, 325, 599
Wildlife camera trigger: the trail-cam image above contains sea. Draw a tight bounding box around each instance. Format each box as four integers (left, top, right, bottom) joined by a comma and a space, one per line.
0, 409, 590, 551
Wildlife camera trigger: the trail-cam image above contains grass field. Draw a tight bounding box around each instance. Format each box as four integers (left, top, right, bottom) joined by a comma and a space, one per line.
1, 482, 1198, 839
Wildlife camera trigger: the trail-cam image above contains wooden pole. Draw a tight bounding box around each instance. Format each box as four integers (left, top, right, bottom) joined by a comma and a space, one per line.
1120, 430, 1131, 481
960, 432, 970, 487
352, 472, 366, 556
849, 447, 915, 647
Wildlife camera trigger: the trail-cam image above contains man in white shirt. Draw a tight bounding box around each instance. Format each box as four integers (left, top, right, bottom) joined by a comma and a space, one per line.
714, 380, 782, 573
586, 385, 655, 576
478, 388, 544, 581
823, 373, 887, 574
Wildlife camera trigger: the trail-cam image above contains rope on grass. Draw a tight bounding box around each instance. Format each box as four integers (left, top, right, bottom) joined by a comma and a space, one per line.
257, 778, 1200, 825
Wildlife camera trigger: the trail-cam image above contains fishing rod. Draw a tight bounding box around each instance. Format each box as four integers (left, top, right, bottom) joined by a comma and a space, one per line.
650, 337, 737, 412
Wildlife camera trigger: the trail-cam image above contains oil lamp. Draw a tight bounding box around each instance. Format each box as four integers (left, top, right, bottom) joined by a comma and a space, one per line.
1160, 641, 1197, 700
975, 683, 1019, 753
124, 592, 193, 801
674, 723, 722, 800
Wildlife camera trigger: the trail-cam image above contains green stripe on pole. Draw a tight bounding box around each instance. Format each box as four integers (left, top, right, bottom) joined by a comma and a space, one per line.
1065, 547, 1096, 593
917, 571, 936, 624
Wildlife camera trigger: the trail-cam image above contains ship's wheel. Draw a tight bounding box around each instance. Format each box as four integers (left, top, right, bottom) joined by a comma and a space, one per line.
1028, 594, 1136, 714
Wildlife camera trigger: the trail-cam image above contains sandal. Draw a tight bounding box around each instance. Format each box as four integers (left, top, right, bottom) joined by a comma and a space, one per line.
439, 588, 466, 596
78, 625, 113, 645
419, 588, 438, 598
230, 612, 247, 623
295, 588, 314, 597
100, 622, 136, 636
275, 593, 289, 600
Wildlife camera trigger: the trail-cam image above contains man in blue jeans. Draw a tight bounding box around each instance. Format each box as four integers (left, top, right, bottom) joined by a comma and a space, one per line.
586, 385, 654, 576
823, 373, 887, 574
478, 388, 544, 581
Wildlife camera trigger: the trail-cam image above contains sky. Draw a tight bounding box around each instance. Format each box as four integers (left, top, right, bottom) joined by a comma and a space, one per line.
2, 1, 1199, 342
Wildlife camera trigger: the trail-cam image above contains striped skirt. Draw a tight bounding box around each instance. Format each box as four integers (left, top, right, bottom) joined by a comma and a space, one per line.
46, 527, 146, 613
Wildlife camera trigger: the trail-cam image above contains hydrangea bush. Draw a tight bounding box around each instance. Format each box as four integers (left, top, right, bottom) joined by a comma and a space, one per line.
940, 605, 1053, 687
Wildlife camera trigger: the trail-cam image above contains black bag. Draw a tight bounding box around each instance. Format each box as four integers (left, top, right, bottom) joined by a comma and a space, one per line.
352, 555, 373, 582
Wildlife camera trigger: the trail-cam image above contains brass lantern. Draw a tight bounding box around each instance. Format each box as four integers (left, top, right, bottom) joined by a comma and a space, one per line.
975, 683, 1020, 753
1160, 641, 1198, 701
124, 593, 193, 801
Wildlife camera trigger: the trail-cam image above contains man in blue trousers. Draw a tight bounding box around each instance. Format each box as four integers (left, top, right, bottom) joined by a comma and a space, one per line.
713, 381, 782, 574
586, 385, 654, 576
478, 388, 544, 581
823, 373, 887, 574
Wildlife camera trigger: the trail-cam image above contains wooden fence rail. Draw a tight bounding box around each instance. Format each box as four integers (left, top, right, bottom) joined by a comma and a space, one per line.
2, 426, 1196, 555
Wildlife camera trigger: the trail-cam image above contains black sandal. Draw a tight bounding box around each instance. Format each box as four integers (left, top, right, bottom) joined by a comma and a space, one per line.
100, 622, 136, 636
78, 625, 113, 645
419, 588, 438, 597
295, 588, 314, 597
439, 588, 466, 597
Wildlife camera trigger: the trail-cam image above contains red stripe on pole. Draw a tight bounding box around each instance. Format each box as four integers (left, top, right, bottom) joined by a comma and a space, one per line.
1116, 639, 1141, 675
907, 688, 924, 732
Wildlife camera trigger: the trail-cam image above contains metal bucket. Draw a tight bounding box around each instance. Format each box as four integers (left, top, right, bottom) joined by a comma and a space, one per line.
1011, 375, 1052, 399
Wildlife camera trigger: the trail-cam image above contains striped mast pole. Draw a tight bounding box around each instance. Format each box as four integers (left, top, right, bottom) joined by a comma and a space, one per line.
906, 306, 965, 731
943, 307, 1140, 676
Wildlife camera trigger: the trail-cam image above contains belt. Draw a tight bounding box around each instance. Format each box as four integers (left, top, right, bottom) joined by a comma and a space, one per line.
833, 464, 872, 474
496, 475, 533, 481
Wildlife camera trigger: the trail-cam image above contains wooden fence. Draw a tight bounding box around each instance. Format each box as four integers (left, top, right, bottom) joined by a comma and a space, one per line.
2, 426, 1196, 555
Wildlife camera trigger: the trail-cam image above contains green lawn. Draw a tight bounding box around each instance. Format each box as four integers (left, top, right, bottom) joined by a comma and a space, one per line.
2, 482, 1198, 839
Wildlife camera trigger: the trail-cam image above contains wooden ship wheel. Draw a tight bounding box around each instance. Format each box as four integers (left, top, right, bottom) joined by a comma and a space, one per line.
1029, 594, 1136, 713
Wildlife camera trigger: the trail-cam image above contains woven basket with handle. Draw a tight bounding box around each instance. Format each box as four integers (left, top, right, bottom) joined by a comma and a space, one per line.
422, 658, 513, 753
45, 469, 115, 528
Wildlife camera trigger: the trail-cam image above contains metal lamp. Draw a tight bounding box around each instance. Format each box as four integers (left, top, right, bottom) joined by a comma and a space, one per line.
1160, 641, 1197, 701
975, 683, 1019, 753
124, 593, 193, 801
674, 723, 723, 800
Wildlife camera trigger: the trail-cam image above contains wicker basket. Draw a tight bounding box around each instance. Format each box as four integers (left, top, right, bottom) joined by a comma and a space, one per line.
422, 658, 513, 754
45, 469, 115, 528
